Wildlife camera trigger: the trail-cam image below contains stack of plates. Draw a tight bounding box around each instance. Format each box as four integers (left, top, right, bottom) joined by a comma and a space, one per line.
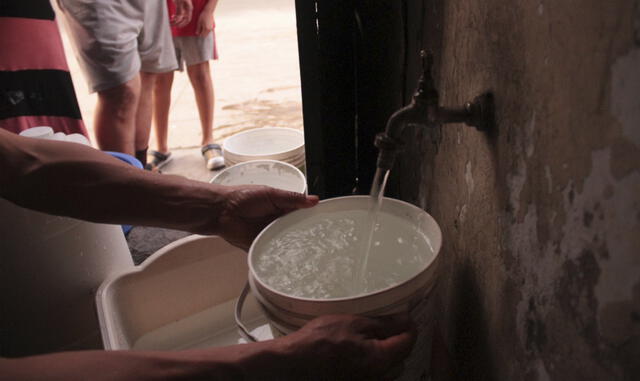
223, 128, 305, 168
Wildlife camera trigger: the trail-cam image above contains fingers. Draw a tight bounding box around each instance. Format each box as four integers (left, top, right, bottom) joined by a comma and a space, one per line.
303, 194, 320, 206
364, 316, 416, 377
197, 21, 212, 37
181, 0, 193, 22
171, 0, 193, 27
268, 189, 319, 212
300, 315, 416, 378
286, 314, 416, 378
349, 314, 416, 365
196, 14, 211, 37
374, 330, 416, 365
218, 187, 318, 251
172, 14, 187, 28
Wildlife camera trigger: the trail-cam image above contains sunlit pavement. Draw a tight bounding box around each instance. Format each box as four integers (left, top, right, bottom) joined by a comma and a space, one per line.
58, 0, 303, 183
55, 0, 304, 259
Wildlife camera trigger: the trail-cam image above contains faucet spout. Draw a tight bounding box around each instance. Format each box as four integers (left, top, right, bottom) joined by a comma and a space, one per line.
375, 51, 494, 171
374, 51, 437, 170
374, 100, 428, 170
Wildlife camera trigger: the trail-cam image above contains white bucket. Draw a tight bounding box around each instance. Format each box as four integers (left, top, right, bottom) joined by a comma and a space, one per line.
210, 160, 307, 194
222, 127, 304, 164
0, 198, 133, 356
238, 196, 443, 379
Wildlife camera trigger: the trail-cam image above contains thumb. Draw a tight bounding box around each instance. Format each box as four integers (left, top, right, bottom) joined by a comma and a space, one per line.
269, 190, 319, 212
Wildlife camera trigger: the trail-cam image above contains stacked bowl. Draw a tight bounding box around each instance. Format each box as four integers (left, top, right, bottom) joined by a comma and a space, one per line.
210, 160, 307, 194
222, 127, 305, 169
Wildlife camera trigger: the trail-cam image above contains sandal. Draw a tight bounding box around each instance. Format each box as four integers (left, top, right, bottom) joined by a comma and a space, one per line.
202, 143, 225, 170
145, 150, 172, 171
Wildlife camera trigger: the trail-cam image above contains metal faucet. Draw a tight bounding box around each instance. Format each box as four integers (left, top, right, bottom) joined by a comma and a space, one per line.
375, 51, 494, 170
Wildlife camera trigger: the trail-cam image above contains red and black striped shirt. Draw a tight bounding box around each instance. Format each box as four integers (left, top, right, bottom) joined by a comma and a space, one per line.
0, 0, 88, 137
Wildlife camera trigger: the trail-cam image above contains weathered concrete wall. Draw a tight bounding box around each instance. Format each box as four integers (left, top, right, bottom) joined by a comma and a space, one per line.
396, 0, 640, 379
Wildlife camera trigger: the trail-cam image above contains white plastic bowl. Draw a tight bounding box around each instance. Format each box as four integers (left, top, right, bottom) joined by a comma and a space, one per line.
225, 153, 306, 171
247, 196, 443, 331
66, 133, 91, 146
19, 126, 53, 139
210, 160, 307, 194
222, 128, 304, 163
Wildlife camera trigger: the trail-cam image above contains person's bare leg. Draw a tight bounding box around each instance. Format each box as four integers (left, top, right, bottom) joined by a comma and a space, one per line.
186, 61, 214, 146
135, 71, 159, 156
94, 76, 140, 155
152, 71, 175, 154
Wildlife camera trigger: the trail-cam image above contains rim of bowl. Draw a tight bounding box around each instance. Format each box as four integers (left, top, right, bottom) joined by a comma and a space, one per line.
247, 195, 443, 303
223, 127, 304, 158
210, 159, 307, 194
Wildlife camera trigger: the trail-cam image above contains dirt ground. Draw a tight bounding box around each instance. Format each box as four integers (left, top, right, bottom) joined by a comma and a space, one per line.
57, 0, 303, 182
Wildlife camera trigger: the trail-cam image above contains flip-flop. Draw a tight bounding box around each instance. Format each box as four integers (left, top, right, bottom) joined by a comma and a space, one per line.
202, 143, 225, 170
145, 150, 172, 171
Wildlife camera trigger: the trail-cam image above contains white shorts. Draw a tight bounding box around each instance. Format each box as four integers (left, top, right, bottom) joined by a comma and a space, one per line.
173, 31, 217, 71
58, 0, 178, 93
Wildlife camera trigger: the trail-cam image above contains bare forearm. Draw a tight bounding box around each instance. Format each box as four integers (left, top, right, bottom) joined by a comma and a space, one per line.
0, 340, 300, 381
0, 130, 226, 234
1, 350, 229, 381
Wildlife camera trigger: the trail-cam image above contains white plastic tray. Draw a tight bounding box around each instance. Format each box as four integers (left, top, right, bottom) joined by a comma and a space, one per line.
96, 235, 272, 350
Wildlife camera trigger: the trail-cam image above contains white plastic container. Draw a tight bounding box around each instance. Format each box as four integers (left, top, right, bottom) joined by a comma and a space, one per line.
19, 126, 54, 139
65, 133, 91, 146
243, 195, 443, 379
97, 235, 271, 350
222, 127, 304, 164
210, 160, 307, 194
51, 132, 67, 141
0, 198, 133, 356
225, 152, 305, 168
247, 195, 442, 330
18, 127, 91, 145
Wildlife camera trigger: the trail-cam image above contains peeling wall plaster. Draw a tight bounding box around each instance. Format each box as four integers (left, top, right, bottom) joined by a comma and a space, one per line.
611, 49, 640, 147
508, 158, 527, 216
409, 0, 640, 379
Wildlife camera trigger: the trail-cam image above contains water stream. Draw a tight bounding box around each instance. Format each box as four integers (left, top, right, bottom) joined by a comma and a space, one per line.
353, 168, 390, 293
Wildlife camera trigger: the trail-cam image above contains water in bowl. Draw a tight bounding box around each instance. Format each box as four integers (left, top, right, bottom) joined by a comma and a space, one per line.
253, 208, 435, 299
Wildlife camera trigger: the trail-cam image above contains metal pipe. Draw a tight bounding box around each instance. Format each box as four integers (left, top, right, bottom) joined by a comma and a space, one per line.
374, 51, 493, 171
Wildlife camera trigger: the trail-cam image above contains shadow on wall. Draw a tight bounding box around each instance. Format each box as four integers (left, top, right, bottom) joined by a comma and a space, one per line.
450, 263, 497, 381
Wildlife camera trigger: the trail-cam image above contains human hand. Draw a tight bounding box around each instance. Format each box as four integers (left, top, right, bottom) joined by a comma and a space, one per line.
171, 0, 193, 28
196, 9, 214, 36
281, 314, 416, 380
217, 185, 318, 250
